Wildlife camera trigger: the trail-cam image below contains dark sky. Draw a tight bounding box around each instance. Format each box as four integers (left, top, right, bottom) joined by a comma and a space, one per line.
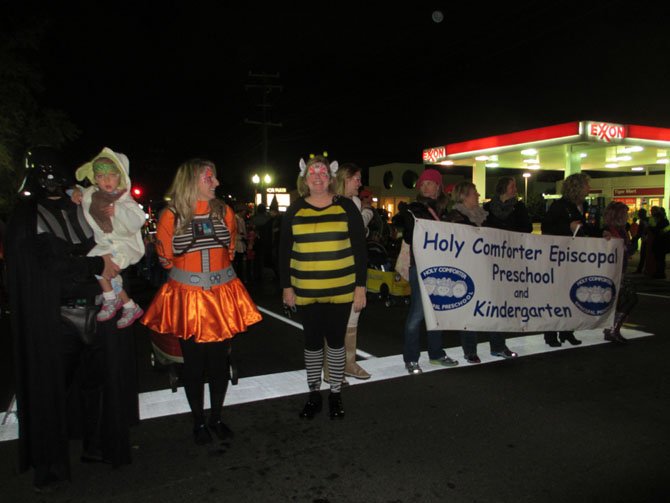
12, 1, 670, 199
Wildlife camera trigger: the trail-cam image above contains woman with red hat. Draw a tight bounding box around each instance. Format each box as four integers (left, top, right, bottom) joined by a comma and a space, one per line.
393, 168, 459, 374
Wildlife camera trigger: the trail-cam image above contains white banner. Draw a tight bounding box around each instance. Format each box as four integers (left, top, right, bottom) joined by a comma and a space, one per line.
412, 219, 623, 332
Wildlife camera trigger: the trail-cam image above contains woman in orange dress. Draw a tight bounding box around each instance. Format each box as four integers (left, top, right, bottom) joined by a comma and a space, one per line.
142, 159, 262, 444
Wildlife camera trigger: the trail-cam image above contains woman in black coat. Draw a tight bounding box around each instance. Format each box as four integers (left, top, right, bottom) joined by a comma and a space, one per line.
393, 168, 459, 374
483, 176, 532, 233
446, 181, 518, 363
648, 206, 669, 279
541, 173, 597, 347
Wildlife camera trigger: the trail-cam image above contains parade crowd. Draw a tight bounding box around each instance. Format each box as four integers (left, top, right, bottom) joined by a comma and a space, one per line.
2, 149, 668, 492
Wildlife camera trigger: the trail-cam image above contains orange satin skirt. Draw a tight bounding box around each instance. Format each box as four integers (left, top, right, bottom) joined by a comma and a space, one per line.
141, 277, 262, 342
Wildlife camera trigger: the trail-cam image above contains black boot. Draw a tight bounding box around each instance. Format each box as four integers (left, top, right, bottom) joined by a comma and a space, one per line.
604, 313, 628, 343
193, 423, 213, 445
182, 380, 208, 443
208, 419, 234, 440
604, 328, 627, 343
299, 390, 322, 419
328, 392, 345, 420
559, 331, 582, 346
544, 332, 561, 347
208, 385, 233, 440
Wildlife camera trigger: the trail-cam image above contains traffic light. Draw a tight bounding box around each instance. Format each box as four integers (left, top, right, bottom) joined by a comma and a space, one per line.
132, 186, 143, 198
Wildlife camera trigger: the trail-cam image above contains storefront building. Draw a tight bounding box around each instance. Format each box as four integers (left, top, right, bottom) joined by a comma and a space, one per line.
367, 162, 467, 217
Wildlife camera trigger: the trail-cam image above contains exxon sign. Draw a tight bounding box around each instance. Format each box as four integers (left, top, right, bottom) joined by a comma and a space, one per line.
423, 146, 446, 163
586, 122, 627, 143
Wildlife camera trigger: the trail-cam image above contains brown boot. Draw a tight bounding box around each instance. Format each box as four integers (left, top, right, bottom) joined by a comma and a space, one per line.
343, 327, 371, 379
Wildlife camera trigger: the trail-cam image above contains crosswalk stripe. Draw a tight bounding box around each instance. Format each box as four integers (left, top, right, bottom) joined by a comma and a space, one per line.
637, 292, 670, 299
0, 327, 653, 442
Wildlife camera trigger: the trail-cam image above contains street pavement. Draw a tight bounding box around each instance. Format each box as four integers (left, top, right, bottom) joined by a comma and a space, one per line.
1, 254, 669, 502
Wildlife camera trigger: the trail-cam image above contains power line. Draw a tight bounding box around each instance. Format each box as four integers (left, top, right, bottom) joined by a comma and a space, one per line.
244, 72, 283, 168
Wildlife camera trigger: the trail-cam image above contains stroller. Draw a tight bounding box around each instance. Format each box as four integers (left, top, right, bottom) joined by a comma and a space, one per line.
150, 331, 239, 392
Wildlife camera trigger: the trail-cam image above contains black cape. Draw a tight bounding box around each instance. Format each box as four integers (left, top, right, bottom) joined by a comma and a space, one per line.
5, 197, 139, 483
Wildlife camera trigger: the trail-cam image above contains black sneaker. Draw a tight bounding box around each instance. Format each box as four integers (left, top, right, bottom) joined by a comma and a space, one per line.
491, 348, 518, 359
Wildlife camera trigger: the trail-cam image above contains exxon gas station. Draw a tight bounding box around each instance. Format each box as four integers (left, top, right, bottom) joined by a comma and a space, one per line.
422, 120, 670, 213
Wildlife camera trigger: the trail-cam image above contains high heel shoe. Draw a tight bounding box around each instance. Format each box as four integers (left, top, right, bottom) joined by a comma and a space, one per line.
544, 333, 562, 347
559, 332, 582, 346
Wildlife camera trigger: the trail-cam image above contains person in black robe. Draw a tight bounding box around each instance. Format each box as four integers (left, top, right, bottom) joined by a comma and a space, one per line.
4, 147, 138, 491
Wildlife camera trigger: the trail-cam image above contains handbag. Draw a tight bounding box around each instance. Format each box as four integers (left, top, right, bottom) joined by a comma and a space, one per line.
61, 302, 98, 345
395, 240, 411, 282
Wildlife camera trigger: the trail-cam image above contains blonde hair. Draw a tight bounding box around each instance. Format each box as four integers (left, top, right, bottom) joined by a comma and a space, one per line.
166, 158, 226, 233
561, 173, 590, 204
296, 155, 337, 197
603, 201, 629, 227
451, 181, 476, 204
334, 163, 361, 197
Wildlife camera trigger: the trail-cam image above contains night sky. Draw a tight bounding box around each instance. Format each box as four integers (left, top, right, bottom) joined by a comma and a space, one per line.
9, 1, 670, 200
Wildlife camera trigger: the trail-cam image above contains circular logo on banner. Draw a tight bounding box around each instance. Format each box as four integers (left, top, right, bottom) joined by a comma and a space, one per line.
420, 266, 475, 311
569, 276, 616, 316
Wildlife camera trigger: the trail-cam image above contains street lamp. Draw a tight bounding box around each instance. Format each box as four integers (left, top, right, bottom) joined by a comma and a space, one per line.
252, 174, 260, 208
522, 172, 531, 202
252, 173, 272, 209
262, 174, 272, 208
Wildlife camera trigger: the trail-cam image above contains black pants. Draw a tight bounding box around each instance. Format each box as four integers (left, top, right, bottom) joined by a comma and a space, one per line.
178, 337, 230, 424
61, 319, 104, 455
301, 302, 351, 351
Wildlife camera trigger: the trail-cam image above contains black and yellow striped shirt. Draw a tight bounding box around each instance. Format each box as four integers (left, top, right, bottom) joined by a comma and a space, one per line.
279, 196, 367, 304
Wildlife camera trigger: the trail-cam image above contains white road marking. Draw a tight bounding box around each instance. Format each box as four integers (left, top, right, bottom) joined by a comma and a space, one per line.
257, 306, 303, 330
0, 327, 654, 442
355, 349, 375, 359
637, 292, 670, 299
256, 305, 375, 360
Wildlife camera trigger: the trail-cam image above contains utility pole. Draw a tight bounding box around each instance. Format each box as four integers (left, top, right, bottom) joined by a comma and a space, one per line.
244, 72, 283, 168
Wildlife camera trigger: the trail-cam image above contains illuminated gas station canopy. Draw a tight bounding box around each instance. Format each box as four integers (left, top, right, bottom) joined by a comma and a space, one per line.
422, 121, 670, 172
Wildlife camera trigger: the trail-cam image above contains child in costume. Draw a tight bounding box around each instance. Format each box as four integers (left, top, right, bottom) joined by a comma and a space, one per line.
141, 158, 262, 444
76, 147, 146, 328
